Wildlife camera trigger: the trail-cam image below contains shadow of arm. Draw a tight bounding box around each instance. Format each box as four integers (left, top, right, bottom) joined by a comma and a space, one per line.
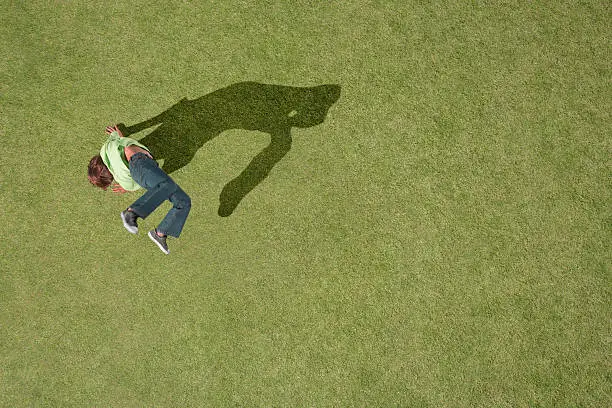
120, 98, 188, 136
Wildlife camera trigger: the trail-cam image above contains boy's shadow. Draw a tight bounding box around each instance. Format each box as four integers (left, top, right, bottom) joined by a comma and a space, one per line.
118, 81, 341, 217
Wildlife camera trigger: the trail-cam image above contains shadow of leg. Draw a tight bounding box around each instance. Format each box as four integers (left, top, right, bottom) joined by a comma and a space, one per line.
218, 130, 292, 216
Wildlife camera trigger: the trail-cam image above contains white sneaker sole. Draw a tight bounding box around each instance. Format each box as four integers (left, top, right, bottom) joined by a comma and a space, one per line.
148, 231, 170, 254
121, 212, 138, 234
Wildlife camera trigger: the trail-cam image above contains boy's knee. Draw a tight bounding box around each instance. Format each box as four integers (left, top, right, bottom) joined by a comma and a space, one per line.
176, 190, 191, 209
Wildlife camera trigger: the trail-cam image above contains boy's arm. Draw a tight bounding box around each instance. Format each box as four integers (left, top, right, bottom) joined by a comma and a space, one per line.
105, 125, 124, 137
111, 182, 128, 194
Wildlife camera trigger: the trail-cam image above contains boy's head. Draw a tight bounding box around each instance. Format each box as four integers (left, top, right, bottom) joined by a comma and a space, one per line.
88, 155, 113, 190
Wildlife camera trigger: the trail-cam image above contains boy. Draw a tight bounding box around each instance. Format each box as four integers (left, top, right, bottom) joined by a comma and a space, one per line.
88, 125, 191, 254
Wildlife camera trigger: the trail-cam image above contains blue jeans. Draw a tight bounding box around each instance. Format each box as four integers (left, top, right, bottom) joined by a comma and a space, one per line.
128, 153, 191, 238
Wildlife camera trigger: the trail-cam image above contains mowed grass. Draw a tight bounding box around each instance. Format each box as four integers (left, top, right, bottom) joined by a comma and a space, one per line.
1, 1, 610, 406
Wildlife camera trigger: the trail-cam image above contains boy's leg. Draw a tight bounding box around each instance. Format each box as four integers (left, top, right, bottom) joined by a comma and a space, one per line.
129, 178, 178, 220
128, 153, 191, 238
156, 186, 191, 238
128, 154, 179, 219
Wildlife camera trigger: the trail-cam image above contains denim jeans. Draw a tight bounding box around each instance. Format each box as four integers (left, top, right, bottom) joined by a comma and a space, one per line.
128, 153, 191, 238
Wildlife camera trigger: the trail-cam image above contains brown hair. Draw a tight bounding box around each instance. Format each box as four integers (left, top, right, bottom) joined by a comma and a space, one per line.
88, 155, 114, 190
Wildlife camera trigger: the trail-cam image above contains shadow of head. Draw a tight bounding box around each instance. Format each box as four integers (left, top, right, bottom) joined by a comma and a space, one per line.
287, 84, 342, 128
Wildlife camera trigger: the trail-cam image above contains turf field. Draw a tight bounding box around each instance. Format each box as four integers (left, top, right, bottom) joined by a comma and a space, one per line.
1, 1, 610, 406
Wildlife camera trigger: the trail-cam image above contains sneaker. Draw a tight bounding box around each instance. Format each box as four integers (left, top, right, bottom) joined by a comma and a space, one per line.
148, 229, 170, 254
121, 209, 139, 234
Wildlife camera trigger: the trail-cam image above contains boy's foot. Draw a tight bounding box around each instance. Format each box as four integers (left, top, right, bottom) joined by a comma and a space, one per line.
148, 229, 170, 254
121, 209, 139, 234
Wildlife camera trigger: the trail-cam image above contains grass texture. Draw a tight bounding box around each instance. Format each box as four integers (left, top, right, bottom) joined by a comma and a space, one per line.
1, 1, 610, 406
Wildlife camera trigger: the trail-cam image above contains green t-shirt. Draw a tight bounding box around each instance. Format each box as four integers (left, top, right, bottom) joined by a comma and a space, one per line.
100, 131, 150, 191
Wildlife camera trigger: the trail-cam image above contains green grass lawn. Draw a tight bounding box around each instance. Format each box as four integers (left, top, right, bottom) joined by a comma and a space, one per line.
1, 1, 610, 406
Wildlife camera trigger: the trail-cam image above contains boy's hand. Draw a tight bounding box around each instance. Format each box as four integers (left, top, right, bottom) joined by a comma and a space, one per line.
105, 125, 124, 137
111, 183, 128, 194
